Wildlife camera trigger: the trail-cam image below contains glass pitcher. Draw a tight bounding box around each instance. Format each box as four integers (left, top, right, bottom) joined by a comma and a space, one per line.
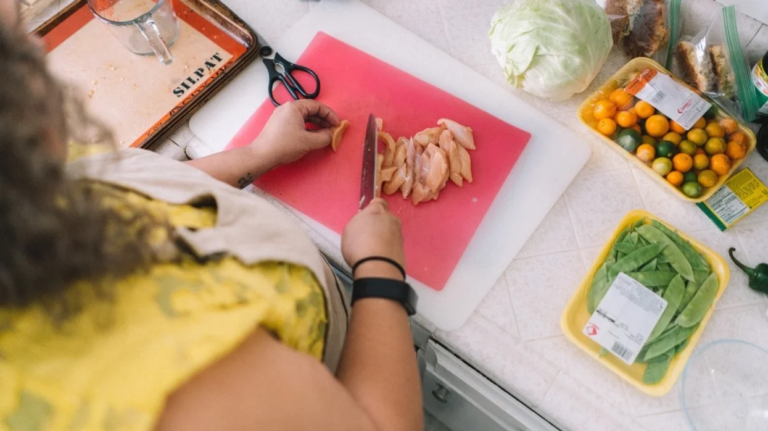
88, 0, 179, 65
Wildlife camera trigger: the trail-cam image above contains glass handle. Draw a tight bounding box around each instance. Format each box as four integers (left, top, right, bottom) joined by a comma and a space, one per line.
136, 17, 173, 65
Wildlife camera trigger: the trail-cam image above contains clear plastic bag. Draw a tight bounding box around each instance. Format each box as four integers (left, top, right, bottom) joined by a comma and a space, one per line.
597, 0, 682, 68
675, 5, 761, 122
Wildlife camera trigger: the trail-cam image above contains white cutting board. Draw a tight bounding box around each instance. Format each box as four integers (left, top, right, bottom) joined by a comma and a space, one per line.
189, 0, 590, 331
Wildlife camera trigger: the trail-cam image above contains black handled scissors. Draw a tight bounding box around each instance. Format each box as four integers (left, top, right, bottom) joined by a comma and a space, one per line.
260, 46, 321, 107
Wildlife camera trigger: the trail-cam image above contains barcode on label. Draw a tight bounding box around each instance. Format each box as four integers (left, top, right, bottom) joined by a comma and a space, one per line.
650, 92, 666, 105
611, 341, 633, 362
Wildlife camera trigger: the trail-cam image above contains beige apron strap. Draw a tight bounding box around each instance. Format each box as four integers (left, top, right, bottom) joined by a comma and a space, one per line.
68, 148, 350, 367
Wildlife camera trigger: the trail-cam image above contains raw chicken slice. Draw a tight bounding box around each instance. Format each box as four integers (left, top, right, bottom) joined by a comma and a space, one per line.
411, 182, 432, 206
384, 165, 407, 195
417, 152, 431, 187
378, 131, 397, 168
413, 126, 444, 147
375, 117, 383, 131
456, 144, 473, 182
380, 166, 397, 182
424, 144, 448, 193
394, 138, 408, 167
439, 129, 463, 187
331, 120, 349, 151
401, 166, 414, 199
406, 138, 417, 170
438, 118, 475, 150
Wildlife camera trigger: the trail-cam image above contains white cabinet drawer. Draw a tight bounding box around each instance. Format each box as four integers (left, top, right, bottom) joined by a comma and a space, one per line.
421, 341, 559, 431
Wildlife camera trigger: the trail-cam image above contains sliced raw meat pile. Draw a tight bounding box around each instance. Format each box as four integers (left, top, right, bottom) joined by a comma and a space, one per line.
377, 118, 475, 205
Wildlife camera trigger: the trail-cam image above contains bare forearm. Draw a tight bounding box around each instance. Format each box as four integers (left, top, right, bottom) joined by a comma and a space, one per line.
336, 264, 423, 431
185, 146, 276, 188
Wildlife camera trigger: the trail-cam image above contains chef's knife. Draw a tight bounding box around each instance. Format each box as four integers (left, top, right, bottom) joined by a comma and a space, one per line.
359, 113, 378, 210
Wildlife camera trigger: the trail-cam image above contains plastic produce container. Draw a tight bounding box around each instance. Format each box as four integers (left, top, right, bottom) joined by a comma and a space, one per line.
560, 210, 730, 396
577, 58, 757, 203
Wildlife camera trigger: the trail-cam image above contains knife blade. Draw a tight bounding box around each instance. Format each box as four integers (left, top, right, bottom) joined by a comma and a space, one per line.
359, 113, 378, 210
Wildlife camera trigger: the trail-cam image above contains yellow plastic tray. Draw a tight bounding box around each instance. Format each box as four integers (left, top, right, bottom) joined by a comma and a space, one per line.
577, 58, 757, 203
560, 210, 730, 396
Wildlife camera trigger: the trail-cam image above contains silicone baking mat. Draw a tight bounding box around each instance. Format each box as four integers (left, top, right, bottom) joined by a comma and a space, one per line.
36, 0, 258, 149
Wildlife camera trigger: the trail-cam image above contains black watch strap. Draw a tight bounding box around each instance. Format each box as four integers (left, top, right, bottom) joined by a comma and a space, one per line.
352, 278, 418, 316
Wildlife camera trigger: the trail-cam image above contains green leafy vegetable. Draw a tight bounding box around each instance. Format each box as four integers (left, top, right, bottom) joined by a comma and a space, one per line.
488, 0, 613, 101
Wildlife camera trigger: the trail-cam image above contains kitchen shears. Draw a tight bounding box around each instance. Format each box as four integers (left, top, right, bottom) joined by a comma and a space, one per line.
259, 45, 320, 107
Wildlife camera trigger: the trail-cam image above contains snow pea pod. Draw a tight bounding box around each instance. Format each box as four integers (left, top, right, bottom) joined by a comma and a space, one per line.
639, 258, 658, 272
693, 270, 710, 286
658, 262, 673, 272
628, 232, 639, 245
643, 356, 672, 384
647, 275, 685, 343
609, 244, 666, 278
627, 271, 678, 287
651, 221, 709, 271
633, 218, 646, 230
614, 242, 641, 254
636, 225, 695, 282
679, 281, 698, 312
673, 337, 690, 355
587, 263, 610, 314
644, 324, 699, 361
676, 273, 718, 328
609, 228, 630, 261
659, 323, 678, 339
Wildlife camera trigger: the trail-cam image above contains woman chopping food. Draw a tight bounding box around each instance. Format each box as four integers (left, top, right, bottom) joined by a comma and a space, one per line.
0, 3, 422, 430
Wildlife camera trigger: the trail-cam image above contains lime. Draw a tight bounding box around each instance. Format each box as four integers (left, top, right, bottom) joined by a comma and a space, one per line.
656, 141, 677, 158
679, 140, 697, 155
614, 129, 642, 153
704, 137, 726, 155
652, 157, 673, 176
684, 171, 698, 183
682, 182, 703, 198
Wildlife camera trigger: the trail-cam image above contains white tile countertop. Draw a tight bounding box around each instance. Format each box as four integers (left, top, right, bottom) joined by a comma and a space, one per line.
163, 0, 767, 430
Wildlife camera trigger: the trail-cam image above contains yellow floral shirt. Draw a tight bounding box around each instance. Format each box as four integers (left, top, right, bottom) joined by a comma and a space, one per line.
0, 183, 327, 431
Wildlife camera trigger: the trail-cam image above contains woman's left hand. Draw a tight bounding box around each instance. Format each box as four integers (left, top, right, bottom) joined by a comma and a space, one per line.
185, 100, 340, 188
251, 100, 341, 169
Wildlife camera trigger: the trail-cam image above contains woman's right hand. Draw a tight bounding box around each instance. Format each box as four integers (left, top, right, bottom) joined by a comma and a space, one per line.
342, 199, 405, 280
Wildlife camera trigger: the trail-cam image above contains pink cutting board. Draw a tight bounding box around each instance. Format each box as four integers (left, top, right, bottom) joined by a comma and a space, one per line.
227, 32, 531, 290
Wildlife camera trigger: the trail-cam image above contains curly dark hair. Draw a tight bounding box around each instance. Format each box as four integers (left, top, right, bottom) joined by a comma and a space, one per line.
0, 22, 165, 314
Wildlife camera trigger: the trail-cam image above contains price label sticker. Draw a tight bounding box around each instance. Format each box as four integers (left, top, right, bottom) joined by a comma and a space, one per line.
583, 273, 667, 364
626, 68, 711, 130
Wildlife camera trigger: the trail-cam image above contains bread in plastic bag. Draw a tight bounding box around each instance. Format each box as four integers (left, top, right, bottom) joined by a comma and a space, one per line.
675, 5, 760, 122
597, 0, 682, 68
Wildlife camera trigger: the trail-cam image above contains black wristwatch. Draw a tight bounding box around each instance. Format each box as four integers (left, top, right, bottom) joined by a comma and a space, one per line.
352, 278, 418, 316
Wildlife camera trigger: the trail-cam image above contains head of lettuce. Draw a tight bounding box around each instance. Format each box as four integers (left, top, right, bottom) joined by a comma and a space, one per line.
489, 0, 613, 102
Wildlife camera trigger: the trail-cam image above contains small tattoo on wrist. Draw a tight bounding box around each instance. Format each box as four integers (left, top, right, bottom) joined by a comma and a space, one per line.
238, 173, 254, 189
